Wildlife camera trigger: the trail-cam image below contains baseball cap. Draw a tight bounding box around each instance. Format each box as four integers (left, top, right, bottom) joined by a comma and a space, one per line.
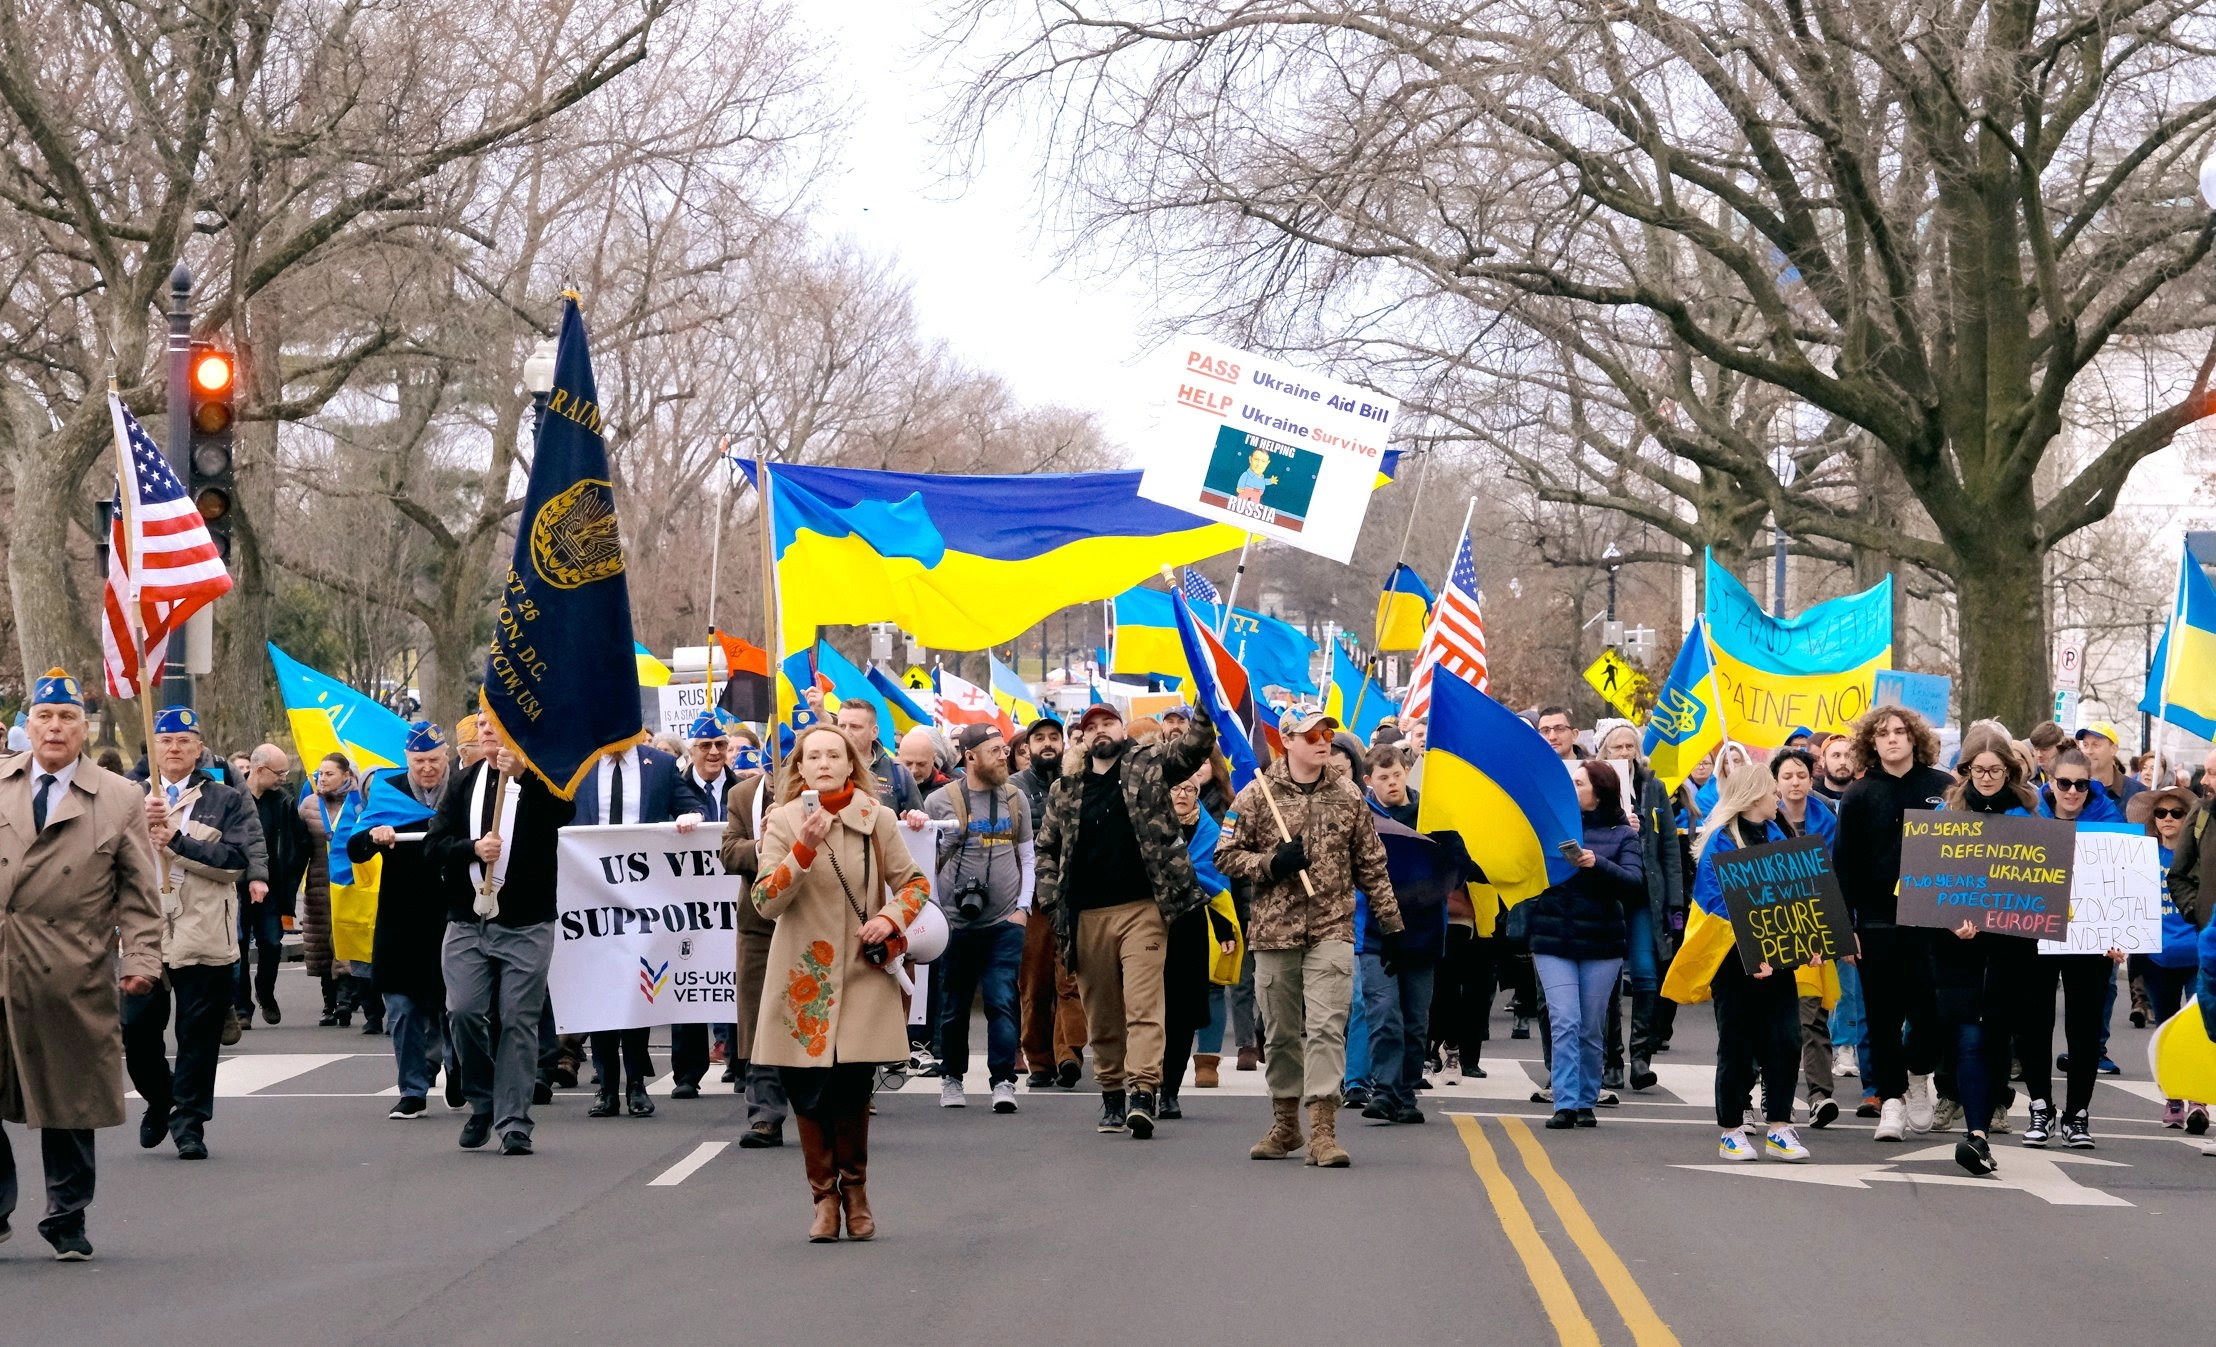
955, 723, 1003, 754
1278, 707, 1338, 737
2075, 721, 2121, 746
1025, 713, 1065, 737
1076, 704, 1123, 730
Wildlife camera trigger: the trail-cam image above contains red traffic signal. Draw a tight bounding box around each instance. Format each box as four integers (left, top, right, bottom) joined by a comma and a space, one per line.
192, 350, 235, 395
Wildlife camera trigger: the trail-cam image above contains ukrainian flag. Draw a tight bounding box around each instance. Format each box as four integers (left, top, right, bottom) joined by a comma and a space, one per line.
2141, 547, 2216, 739
1703, 552, 1890, 748
1662, 832, 1743, 1006
989, 653, 1041, 727
268, 643, 411, 774
867, 665, 937, 738
812, 642, 897, 751
1640, 617, 1726, 792
1324, 641, 1394, 743
743, 462, 1243, 653
1414, 673, 1581, 905
1373, 563, 1434, 650
634, 643, 671, 687
1110, 585, 1317, 695
1375, 447, 1404, 490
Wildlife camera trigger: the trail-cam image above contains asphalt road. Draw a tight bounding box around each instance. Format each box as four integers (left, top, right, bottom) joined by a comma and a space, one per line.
5, 967, 2212, 1347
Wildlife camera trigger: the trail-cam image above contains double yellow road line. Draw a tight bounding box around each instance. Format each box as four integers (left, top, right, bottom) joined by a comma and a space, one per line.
1452, 1115, 1680, 1347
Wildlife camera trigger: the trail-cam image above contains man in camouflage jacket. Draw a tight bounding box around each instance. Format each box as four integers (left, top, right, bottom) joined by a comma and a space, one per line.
1216, 709, 1400, 1167
1033, 701, 1216, 1138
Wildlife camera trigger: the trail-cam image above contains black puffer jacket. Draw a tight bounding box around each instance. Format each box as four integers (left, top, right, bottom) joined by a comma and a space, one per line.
1523, 822, 1643, 962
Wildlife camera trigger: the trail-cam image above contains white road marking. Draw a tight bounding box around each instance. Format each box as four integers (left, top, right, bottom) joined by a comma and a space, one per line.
127, 1053, 352, 1101
647, 1141, 728, 1186
1675, 1141, 2133, 1206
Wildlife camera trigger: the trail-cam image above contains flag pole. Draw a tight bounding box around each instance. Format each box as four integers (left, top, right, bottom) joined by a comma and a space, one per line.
755, 455, 782, 780
108, 385, 168, 893
2154, 546, 2190, 776
1217, 533, 1254, 638
706, 436, 729, 638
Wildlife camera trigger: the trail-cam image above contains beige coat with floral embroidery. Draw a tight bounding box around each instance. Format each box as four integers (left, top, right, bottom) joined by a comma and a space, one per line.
750, 791, 928, 1069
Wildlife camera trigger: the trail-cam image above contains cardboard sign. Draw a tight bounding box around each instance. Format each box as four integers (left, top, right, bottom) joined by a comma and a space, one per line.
2038, 822, 2163, 955
1895, 810, 2075, 940
1137, 335, 1393, 562
1712, 834, 1852, 974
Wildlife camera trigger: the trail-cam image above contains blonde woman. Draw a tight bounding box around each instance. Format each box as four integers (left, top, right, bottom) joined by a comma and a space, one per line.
753, 726, 930, 1243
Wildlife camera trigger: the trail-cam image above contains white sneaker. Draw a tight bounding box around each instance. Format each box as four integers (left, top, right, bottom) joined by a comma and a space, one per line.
1930, 1097, 1961, 1133
940, 1077, 966, 1107
2201, 1138, 2216, 1157
1444, 1049, 1461, 1083
1764, 1125, 1810, 1162
1718, 1131, 1760, 1161
1833, 1046, 1859, 1079
1905, 1074, 1936, 1131
1874, 1098, 1908, 1142
991, 1081, 1018, 1114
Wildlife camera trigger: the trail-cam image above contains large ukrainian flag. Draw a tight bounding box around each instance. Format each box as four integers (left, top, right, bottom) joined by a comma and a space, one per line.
1414, 673, 1581, 906
2140, 546, 2216, 739
1110, 585, 1317, 696
1703, 553, 1891, 748
268, 643, 411, 774
743, 462, 1243, 653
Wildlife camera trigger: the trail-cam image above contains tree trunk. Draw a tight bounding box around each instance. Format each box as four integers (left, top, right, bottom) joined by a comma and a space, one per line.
5, 450, 93, 685
1952, 525, 2050, 731
418, 586, 480, 732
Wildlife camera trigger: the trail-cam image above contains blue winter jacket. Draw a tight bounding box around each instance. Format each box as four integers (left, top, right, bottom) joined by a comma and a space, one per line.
1525, 821, 1643, 962
2037, 782, 2124, 824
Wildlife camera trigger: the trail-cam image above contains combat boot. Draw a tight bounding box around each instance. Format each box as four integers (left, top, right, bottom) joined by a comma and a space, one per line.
1250, 1096, 1304, 1159
1305, 1098, 1351, 1168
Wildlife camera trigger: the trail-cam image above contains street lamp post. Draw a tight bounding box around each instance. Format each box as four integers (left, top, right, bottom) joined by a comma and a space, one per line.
1602, 542, 1622, 623
522, 337, 558, 431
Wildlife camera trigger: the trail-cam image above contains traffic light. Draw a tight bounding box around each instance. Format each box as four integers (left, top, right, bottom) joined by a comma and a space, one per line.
187, 343, 237, 558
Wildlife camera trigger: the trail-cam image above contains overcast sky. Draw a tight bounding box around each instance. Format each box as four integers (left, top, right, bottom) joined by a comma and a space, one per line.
805, 2, 1163, 456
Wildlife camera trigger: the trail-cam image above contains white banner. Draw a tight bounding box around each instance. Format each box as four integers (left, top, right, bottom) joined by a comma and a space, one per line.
1136, 334, 1394, 562
551, 822, 741, 1033
2040, 822, 2163, 955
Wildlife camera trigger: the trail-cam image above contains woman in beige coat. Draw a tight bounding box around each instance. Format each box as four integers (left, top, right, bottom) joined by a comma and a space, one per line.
753, 727, 928, 1243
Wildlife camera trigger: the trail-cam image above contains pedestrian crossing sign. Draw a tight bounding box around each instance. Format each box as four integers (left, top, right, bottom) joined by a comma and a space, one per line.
1584, 650, 1646, 719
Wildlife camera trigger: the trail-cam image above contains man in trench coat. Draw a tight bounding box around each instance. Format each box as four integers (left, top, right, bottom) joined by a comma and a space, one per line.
0, 669, 163, 1260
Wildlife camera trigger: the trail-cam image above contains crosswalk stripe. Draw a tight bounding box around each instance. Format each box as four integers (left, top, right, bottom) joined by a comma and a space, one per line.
647, 1142, 728, 1186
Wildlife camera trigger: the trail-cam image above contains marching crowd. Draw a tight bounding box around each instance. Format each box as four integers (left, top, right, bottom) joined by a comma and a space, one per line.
7, 660, 2216, 1257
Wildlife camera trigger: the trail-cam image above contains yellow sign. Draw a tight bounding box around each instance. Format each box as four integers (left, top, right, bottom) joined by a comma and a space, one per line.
1584, 650, 1646, 719
904, 666, 930, 691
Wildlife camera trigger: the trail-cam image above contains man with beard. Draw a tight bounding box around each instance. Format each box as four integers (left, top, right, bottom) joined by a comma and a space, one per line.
1034, 703, 1217, 1138
351, 722, 461, 1118
1012, 715, 1086, 1087
1814, 732, 1858, 803
924, 725, 1036, 1114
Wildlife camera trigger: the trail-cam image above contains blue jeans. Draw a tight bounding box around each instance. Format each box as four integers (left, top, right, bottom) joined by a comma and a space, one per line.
1343, 957, 1371, 1091
936, 919, 1026, 1085
1198, 986, 1227, 1055
1534, 954, 1620, 1110
1623, 904, 1658, 993
384, 992, 445, 1101
1360, 953, 1437, 1111
1831, 959, 1874, 1083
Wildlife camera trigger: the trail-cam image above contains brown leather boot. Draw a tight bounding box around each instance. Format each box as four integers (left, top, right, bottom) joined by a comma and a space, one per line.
1194, 1054, 1221, 1088
1249, 1096, 1305, 1159
797, 1116, 840, 1242
1236, 1044, 1259, 1071
1306, 1098, 1351, 1168
833, 1111, 875, 1240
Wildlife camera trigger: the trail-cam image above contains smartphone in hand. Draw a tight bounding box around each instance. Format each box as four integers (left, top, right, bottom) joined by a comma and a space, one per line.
802, 789, 820, 815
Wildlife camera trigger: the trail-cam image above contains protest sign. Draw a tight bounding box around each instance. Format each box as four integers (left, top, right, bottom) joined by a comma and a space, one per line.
1711, 834, 1851, 974
1138, 335, 1394, 563
652, 680, 725, 738
1874, 670, 1952, 729
551, 822, 741, 1033
1895, 810, 2075, 940
2038, 821, 2163, 955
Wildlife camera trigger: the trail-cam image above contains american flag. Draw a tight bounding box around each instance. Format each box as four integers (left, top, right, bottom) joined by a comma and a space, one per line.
1181, 567, 1221, 606
101, 394, 233, 698
1401, 527, 1487, 720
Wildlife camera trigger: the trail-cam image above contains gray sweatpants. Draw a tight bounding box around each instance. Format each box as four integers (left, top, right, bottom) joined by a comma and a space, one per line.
444, 919, 557, 1139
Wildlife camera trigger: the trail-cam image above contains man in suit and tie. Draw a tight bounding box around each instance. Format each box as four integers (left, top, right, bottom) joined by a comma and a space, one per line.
0, 669, 162, 1259
665, 711, 732, 1097
570, 728, 706, 1118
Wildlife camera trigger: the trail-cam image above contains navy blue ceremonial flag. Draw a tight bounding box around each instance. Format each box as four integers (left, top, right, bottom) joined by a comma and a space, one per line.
481, 297, 646, 798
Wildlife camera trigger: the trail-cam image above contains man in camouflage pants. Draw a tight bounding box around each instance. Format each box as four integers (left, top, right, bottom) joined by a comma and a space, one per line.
1034, 702, 1217, 1140
1217, 710, 1401, 1168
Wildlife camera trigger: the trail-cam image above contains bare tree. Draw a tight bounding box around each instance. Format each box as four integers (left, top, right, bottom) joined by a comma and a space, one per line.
949, 0, 2216, 726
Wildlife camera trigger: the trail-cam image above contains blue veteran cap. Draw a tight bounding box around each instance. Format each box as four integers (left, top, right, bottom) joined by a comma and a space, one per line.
31, 668, 83, 708
406, 720, 447, 753
733, 745, 764, 771
154, 705, 200, 735
689, 710, 730, 741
